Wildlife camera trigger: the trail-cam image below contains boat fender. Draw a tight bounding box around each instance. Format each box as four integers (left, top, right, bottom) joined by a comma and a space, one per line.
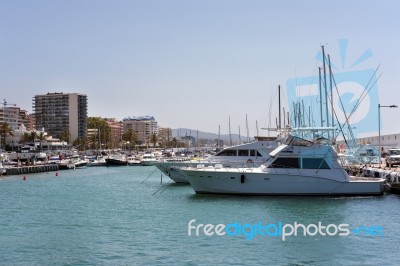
240, 174, 245, 184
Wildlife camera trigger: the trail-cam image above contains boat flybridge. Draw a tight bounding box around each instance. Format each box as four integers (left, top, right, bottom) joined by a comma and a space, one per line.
180, 135, 386, 196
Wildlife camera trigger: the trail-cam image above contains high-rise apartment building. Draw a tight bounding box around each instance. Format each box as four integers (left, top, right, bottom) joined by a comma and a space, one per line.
123, 116, 158, 144
0, 104, 29, 130
33, 92, 87, 143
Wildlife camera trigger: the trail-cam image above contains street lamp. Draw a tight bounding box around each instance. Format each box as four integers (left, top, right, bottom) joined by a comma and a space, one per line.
378, 104, 398, 168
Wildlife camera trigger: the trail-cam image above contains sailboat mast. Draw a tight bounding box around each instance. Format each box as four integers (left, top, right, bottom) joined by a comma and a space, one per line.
218, 125, 220, 148
328, 54, 335, 138
322, 45, 330, 130
318, 67, 323, 127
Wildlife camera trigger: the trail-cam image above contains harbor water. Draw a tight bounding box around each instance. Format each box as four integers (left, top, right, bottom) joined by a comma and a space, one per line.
1, 166, 400, 265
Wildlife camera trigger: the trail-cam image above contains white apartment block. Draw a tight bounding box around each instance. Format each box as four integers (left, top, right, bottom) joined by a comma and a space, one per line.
123, 116, 158, 144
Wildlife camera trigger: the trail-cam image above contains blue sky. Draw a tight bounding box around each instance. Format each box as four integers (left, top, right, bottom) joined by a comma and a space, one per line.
1, 0, 399, 137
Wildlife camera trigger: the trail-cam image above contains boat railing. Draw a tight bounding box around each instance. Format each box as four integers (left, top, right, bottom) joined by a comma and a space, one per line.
263, 165, 304, 176
192, 161, 270, 173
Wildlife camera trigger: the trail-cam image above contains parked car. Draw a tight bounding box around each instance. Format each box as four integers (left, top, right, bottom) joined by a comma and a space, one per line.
385, 148, 400, 167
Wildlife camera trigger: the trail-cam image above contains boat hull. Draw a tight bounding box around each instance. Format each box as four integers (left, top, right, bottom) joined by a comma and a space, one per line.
183, 170, 385, 196
154, 162, 193, 183
140, 160, 158, 166
105, 158, 128, 166
155, 161, 259, 183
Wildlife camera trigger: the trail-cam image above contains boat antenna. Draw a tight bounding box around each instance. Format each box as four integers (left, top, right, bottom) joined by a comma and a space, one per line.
278, 85, 281, 129
256, 120, 259, 136
229, 116, 232, 146
283, 107, 286, 128
246, 114, 250, 143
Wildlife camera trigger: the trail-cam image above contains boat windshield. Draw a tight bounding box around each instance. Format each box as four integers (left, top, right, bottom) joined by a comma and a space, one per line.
389, 149, 400, 156
284, 136, 313, 147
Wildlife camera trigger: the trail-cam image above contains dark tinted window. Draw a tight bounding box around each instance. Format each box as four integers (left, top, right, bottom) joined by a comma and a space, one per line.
268, 157, 300, 168
216, 149, 237, 156
302, 158, 330, 169
238, 150, 248, 156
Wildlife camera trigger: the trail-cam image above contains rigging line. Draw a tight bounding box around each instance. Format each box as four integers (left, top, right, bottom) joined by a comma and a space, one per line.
341, 72, 382, 127
159, 180, 174, 194
331, 74, 352, 131
141, 167, 158, 184
352, 73, 382, 114
326, 78, 350, 148
330, 96, 350, 148
152, 179, 173, 196
329, 71, 357, 144
346, 65, 381, 117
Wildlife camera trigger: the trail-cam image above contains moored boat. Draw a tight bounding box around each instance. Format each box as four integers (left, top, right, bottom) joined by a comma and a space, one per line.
140, 153, 159, 166
154, 136, 281, 183
180, 135, 385, 196
105, 154, 128, 166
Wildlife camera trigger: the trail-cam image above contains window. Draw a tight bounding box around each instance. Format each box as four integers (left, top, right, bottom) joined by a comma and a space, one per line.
268, 157, 300, 168
238, 150, 248, 156
215, 149, 237, 156
249, 150, 262, 157
302, 158, 330, 169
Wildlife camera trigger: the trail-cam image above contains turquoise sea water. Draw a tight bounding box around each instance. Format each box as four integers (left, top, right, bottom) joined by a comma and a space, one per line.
1, 166, 400, 265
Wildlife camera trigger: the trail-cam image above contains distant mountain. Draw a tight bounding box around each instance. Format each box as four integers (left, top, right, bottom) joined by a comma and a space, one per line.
172, 128, 245, 142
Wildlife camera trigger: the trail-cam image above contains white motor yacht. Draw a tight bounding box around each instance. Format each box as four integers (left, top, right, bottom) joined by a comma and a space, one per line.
154, 136, 281, 183
88, 155, 107, 166
180, 135, 385, 196
140, 153, 159, 166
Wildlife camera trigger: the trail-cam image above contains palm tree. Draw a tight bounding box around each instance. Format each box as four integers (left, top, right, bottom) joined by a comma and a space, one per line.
73, 138, 86, 151
36, 132, 46, 151
19, 132, 31, 146
0, 122, 14, 150
29, 131, 38, 143
59, 129, 70, 144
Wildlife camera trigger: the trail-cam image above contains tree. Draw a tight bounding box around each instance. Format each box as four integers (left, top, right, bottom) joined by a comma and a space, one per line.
73, 138, 86, 151
87, 117, 112, 149
37, 132, 47, 151
19, 132, 31, 146
0, 122, 14, 150
29, 131, 38, 143
122, 128, 137, 151
150, 133, 158, 148
59, 129, 70, 143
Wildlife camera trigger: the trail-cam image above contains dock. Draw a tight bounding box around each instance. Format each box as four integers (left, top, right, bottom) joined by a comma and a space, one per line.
4, 164, 59, 175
